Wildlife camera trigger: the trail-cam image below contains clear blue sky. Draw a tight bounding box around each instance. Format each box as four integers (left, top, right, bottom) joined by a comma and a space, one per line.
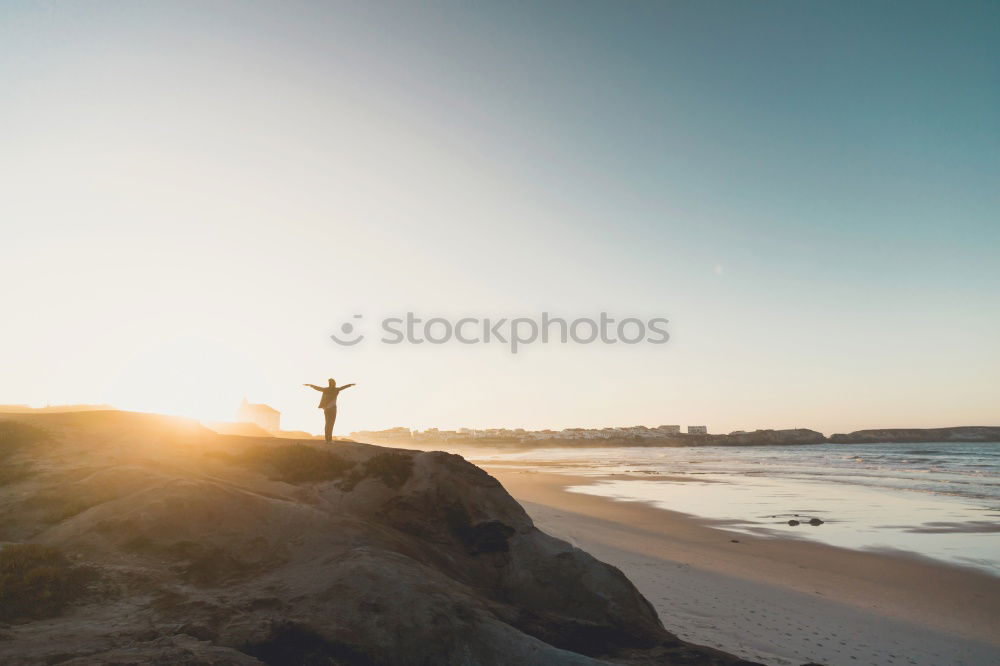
2, 1, 998, 434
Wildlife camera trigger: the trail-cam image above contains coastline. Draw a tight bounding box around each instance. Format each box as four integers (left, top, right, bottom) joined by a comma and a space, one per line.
485, 467, 1000, 666
348, 426, 1000, 450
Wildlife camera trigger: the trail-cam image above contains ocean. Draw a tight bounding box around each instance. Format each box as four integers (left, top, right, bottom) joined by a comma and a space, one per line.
474, 441, 1000, 575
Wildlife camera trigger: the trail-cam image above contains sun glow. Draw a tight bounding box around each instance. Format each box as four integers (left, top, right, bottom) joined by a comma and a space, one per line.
103, 336, 264, 424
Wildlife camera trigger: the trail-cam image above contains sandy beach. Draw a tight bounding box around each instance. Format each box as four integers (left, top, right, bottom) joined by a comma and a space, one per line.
485, 467, 1000, 666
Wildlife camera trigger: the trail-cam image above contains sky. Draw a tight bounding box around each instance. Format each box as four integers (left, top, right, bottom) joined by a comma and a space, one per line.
2, 1, 998, 435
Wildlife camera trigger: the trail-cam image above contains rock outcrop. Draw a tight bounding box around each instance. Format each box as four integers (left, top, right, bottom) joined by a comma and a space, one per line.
710, 429, 827, 446
0, 411, 758, 665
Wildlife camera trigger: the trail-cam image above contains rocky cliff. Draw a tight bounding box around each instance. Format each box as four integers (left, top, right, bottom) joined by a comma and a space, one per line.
0, 411, 758, 666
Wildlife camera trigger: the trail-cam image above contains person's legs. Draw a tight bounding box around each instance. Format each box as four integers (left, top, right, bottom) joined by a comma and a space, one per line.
324, 406, 337, 443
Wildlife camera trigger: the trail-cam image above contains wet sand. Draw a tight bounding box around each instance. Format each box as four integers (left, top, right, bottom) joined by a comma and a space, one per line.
486, 467, 1000, 666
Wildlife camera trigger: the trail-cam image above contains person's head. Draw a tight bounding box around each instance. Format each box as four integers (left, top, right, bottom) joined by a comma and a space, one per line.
328, 378, 337, 387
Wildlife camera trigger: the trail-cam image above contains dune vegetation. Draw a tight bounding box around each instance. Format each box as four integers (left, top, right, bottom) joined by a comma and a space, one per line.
0, 543, 92, 622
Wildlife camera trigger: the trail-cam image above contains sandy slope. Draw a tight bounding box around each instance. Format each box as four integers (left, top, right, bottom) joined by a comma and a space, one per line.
486, 469, 1000, 666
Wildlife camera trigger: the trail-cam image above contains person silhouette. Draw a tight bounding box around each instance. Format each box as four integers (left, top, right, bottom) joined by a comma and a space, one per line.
304, 378, 355, 443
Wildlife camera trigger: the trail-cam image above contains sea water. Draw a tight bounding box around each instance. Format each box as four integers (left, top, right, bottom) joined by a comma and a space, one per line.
474, 442, 1000, 574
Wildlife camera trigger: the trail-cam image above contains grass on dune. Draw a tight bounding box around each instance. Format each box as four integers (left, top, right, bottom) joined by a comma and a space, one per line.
232, 444, 356, 483
0, 543, 93, 622
339, 452, 413, 491
0, 421, 47, 461
226, 443, 414, 491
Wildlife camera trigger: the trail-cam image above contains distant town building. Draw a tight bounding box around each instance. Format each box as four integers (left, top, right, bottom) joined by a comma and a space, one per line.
350, 423, 721, 443
236, 398, 280, 432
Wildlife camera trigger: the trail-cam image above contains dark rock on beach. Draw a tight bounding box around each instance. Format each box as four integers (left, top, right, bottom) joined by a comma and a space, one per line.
0, 410, 754, 665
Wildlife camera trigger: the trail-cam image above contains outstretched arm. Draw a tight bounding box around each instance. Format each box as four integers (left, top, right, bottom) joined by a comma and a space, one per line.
339, 383, 356, 391
303, 384, 324, 391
